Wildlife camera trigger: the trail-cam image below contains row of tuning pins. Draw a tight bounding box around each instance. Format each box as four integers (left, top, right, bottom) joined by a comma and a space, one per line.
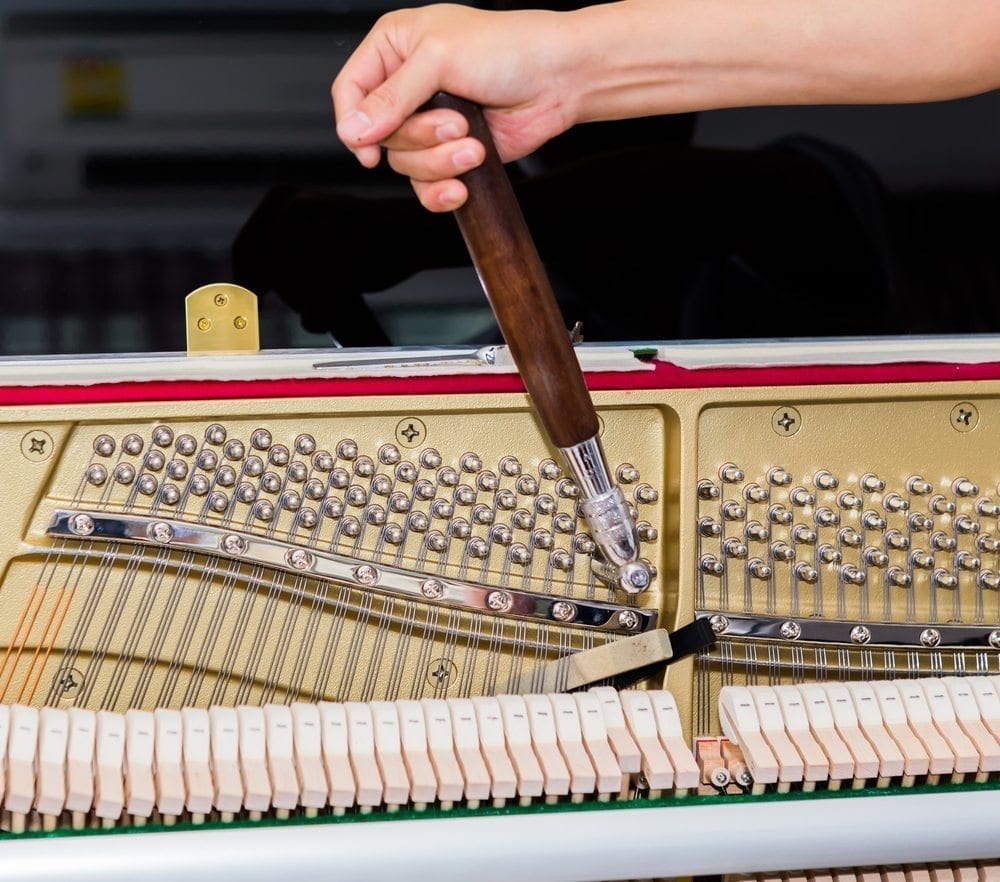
695, 464, 1000, 619
80, 426, 661, 574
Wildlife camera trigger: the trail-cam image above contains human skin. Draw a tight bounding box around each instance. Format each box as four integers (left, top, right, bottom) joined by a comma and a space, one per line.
332, 0, 1000, 211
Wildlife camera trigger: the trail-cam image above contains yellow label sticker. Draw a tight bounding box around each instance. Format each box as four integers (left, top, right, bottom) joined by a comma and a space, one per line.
62, 55, 127, 120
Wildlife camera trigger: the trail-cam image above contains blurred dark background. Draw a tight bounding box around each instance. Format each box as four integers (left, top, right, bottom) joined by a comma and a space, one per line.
1, 0, 998, 354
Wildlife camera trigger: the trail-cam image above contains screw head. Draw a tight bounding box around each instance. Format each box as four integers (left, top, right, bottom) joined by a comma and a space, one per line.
395, 418, 427, 448
989, 630, 1000, 649
426, 658, 457, 689
951, 402, 979, 433
234, 315, 248, 330
21, 430, 55, 462
222, 534, 247, 555
149, 521, 173, 543
711, 768, 730, 788
709, 614, 730, 635
551, 600, 577, 623
55, 667, 84, 702
920, 627, 942, 648
420, 578, 444, 600
286, 548, 315, 570
850, 625, 872, 645
214, 293, 229, 307
487, 590, 513, 612
354, 563, 378, 584
780, 620, 802, 640
197, 317, 211, 332
69, 513, 95, 536
771, 406, 802, 437
617, 609, 641, 631
618, 560, 652, 595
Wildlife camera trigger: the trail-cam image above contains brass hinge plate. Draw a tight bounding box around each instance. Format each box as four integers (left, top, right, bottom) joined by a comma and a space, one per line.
185, 283, 261, 354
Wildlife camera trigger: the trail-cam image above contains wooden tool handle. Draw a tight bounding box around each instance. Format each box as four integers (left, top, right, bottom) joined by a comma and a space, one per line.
427, 92, 598, 450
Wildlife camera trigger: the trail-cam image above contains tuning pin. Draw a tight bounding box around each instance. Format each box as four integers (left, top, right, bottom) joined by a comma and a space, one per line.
837, 492, 862, 510
978, 570, 1000, 590
953, 478, 979, 497
860, 473, 885, 493
617, 464, 639, 484
955, 516, 980, 535
789, 487, 815, 507
697, 480, 720, 501
931, 531, 957, 552
767, 467, 792, 487
635, 484, 659, 504
977, 499, 1000, 518
721, 501, 746, 521
813, 470, 839, 491
723, 538, 748, 558
930, 495, 955, 515
768, 505, 793, 526
840, 565, 865, 586
818, 544, 841, 565
699, 555, 724, 576
838, 528, 862, 548
862, 547, 889, 568
884, 529, 909, 550
793, 563, 819, 583
698, 518, 722, 538
770, 542, 793, 563
887, 566, 912, 588
792, 524, 817, 544
932, 568, 958, 589
719, 463, 744, 484
882, 493, 909, 513
978, 535, 1000, 554
862, 510, 887, 531
636, 522, 658, 542
955, 550, 980, 571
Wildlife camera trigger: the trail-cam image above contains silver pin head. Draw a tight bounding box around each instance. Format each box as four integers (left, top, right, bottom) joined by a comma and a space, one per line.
149, 522, 174, 543
780, 620, 802, 640
850, 625, 872, 645
616, 560, 651, 596
70, 513, 95, 536
617, 609, 641, 631
551, 601, 577, 623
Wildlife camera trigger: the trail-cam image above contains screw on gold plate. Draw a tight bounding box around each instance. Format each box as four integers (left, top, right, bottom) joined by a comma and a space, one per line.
771, 406, 801, 437
951, 402, 979, 433
186, 283, 260, 354
21, 429, 54, 462
395, 417, 427, 448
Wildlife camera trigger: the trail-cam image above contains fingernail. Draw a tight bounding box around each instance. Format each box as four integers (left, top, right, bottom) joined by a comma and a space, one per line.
435, 122, 462, 141
438, 185, 464, 210
338, 109, 373, 142
452, 148, 478, 170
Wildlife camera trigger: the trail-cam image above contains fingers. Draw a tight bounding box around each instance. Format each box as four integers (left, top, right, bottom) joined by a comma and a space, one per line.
382, 107, 468, 151
411, 178, 469, 212
383, 113, 483, 212
386, 134, 484, 180
333, 30, 445, 159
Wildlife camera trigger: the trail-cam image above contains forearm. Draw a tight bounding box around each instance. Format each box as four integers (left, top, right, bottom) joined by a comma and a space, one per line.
568, 0, 1000, 124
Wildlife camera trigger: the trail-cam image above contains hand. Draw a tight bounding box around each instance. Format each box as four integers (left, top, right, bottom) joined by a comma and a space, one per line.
332, 3, 580, 211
